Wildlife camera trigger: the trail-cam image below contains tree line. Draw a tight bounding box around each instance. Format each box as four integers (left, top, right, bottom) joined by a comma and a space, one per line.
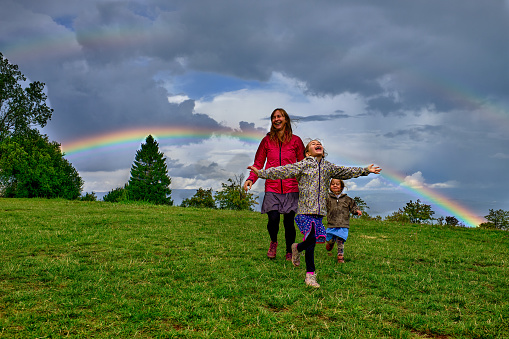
101, 134, 258, 211
0, 52, 507, 229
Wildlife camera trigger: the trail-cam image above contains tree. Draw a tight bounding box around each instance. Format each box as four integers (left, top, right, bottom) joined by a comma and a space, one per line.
1, 52, 53, 138
353, 196, 369, 218
214, 174, 258, 211
445, 216, 460, 226
103, 185, 129, 203
479, 209, 509, 230
181, 188, 216, 208
0, 130, 83, 199
402, 199, 435, 224
437, 216, 460, 227
127, 135, 173, 205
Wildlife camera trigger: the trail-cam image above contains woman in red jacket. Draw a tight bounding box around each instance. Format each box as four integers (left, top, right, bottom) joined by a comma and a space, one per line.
244, 108, 305, 260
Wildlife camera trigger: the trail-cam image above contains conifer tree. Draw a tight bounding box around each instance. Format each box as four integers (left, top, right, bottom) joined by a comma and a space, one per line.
127, 135, 173, 205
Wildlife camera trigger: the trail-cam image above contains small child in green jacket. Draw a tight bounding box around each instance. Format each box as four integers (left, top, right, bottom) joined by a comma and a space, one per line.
325, 178, 362, 263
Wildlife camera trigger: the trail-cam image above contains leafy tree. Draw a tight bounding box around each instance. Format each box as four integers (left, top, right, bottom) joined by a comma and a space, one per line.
181, 188, 216, 208
103, 185, 129, 203
127, 135, 173, 205
479, 209, 509, 230
214, 174, 258, 211
353, 196, 369, 218
0, 130, 83, 199
402, 199, 435, 224
437, 216, 463, 227
445, 216, 460, 226
1, 52, 53, 138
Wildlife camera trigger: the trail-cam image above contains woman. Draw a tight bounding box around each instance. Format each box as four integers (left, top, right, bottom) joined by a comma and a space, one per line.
244, 108, 305, 260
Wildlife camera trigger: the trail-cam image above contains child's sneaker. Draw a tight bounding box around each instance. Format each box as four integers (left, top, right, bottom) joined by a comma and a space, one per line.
285, 253, 292, 261
267, 241, 277, 259
305, 273, 320, 288
291, 243, 301, 267
337, 255, 345, 263
325, 240, 334, 251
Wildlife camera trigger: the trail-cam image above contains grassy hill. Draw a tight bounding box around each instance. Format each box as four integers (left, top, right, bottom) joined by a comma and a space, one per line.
0, 198, 507, 338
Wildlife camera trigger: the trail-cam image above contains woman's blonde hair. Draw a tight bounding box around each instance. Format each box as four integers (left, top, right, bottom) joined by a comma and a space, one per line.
269, 108, 293, 143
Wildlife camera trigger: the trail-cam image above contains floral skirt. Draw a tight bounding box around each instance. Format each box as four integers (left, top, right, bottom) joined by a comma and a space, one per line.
294, 214, 326, 243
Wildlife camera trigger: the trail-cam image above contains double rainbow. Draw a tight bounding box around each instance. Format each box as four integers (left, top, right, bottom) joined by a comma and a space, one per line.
61, 127, 485, 227
60, 126, 266, 157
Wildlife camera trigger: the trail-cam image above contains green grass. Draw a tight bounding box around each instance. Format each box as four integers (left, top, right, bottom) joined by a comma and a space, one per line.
0, 198, 508, 338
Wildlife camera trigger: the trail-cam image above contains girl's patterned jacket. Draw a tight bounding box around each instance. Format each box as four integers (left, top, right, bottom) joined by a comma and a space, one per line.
258, 156, 369, 216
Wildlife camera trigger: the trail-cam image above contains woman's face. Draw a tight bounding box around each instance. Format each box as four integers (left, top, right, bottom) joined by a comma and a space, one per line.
271, 110, 286, 131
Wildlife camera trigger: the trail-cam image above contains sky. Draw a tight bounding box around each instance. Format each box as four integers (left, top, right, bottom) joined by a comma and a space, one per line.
1, 0, 508, 226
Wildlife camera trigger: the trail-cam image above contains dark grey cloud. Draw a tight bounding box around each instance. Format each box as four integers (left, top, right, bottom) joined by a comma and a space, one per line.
167, 158, 227, 181
239, 121, 265, 134
291, 111, 351, 122
3, 0, 507, 143
383, 125, 446, 141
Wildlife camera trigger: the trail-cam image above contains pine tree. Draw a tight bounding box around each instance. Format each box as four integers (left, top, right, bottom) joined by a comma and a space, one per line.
127, 135, 173, 205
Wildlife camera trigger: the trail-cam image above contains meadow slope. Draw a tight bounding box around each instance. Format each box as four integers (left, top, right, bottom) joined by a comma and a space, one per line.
0, 198, 508, 338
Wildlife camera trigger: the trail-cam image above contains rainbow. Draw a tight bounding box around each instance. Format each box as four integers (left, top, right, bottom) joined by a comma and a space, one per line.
60, 126, 266, 157
324, 150, 485, 228
378, 169, 485, 227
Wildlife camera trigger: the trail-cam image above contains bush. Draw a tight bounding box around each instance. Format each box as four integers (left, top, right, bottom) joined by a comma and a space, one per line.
214, 174, 258, 211
103, 186, 129, 203
181, 188, 216, 208
80, 192, 97, 202
479, 209, 509, 231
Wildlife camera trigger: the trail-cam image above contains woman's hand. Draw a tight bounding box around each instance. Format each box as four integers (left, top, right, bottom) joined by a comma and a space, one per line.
243, 179, 253, 192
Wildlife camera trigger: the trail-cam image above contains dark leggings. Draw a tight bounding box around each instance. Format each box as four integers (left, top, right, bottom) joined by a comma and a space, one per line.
267, 210, 296, 254
297, 225, 316, 273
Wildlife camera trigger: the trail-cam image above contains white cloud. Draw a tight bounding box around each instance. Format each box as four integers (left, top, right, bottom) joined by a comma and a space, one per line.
429, 181, 459, 189
79, 169, 130, 193
492, 152, 509, 159
401, 172, 458, 189
401, 171, 426, 189
194, 72, 366, 131
362, 178, 389, 190
167, 94, 190, 104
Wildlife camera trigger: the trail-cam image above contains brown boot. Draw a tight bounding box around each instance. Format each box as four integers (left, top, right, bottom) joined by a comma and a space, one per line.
337, 255, 345, 263
291, 243, 301, 267
267, 241, 277, 259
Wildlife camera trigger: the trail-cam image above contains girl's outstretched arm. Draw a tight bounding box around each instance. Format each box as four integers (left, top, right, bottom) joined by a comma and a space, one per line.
367, 164, 382, 174
247, 166, 260, 177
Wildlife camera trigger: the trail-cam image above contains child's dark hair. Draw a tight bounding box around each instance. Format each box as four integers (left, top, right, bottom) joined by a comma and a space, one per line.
330, 178, 345, 191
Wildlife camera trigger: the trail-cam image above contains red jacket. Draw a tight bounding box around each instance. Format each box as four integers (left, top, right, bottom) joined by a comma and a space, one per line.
247, 134, 305, 194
